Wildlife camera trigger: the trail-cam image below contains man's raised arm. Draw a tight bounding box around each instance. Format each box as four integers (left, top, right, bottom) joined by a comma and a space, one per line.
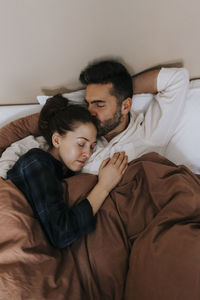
132, 69, 160, 94
0, 113, 40, 156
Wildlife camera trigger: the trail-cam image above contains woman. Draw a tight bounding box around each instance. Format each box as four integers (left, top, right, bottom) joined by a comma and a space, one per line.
7, 95, 128, 248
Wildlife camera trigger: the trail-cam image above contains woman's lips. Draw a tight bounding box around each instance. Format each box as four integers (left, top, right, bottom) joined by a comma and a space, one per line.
76, 160, 86, 165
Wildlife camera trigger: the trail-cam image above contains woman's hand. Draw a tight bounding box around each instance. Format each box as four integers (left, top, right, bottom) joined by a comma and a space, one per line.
87, 151, 128, 215
98, 152, 128, 193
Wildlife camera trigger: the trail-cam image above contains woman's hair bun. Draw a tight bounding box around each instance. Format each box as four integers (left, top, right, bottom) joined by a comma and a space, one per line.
38, 93, 97, 148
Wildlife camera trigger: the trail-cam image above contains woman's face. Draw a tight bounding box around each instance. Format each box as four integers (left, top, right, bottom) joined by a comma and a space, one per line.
51, 122, 97, 172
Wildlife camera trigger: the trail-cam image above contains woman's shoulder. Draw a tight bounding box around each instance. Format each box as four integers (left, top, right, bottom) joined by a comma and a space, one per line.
7, 148, 50, 179
18, 148, 55, 169
24, 148, 50, 160
26, 148, 48, 157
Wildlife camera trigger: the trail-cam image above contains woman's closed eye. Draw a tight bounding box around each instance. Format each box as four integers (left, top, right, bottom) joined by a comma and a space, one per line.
78, 142, 85, 148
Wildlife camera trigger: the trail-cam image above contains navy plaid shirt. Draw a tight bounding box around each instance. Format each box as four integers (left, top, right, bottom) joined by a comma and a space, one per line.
7, 148, 96, 248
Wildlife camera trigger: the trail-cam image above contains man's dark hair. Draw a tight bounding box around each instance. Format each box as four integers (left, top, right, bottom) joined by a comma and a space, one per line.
79, 59, 133, 104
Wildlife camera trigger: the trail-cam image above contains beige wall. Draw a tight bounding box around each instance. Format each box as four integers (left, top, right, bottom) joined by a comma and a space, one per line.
0, 0, 200, 104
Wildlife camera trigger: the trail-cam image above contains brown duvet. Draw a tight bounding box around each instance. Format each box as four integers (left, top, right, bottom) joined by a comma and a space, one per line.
0, 152, 200, 300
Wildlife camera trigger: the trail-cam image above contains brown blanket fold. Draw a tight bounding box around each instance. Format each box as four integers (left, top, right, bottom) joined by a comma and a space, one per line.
0, 152, 200, 300
0, 113, 39, 156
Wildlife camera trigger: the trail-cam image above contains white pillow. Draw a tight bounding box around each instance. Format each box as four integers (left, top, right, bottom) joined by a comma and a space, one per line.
0, 104, 41, 128
0, 90, 86, 128
37, 89, 86, 106
37, 89, 154, 113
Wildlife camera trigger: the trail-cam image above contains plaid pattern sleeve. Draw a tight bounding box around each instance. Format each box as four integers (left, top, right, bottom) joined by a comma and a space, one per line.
7, 148, 96, 248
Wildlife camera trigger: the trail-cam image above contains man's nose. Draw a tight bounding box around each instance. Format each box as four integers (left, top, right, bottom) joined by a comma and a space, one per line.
88, 105, 97, 116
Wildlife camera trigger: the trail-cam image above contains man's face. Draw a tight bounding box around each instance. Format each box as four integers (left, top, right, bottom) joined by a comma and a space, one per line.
85, 83, 122, 136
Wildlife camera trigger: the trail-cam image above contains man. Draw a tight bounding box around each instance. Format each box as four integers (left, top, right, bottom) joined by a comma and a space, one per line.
0, 59, 189, 175
78, 60, 189, 174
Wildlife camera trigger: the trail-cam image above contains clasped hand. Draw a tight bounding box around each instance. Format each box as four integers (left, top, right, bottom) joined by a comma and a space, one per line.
98, 152, 128, 193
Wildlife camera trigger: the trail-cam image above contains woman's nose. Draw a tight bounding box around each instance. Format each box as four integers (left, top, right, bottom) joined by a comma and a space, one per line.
83, 147, 92, 159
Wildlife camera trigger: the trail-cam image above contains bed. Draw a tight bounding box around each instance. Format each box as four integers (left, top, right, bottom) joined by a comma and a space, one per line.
0, 82, 200, 300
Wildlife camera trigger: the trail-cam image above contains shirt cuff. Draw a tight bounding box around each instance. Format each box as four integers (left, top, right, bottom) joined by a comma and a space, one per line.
157, 67, 188, 93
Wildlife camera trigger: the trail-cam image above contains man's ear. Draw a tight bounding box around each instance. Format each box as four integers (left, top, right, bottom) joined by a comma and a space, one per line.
52, 132, 61, 148
121, 97, 132, 115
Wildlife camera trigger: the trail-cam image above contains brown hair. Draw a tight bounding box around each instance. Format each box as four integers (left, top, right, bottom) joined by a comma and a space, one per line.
38, 94, 97, 148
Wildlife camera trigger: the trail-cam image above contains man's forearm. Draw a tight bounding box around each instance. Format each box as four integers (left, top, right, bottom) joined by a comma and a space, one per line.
132, 68, 160, 95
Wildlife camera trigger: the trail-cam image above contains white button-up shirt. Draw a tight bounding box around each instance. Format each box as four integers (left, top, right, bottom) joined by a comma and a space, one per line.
82, 67, 189, 174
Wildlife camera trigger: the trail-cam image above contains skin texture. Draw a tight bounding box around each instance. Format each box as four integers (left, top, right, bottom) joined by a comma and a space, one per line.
50, 123, 97, 172
132, 68, 159, 94
85, 83, 132, 142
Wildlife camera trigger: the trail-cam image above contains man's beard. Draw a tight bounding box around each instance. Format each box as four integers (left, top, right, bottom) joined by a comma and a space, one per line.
95, 107, 122, 137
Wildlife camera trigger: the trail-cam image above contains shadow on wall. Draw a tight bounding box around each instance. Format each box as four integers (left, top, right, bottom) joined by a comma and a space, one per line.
132, 60, 184, 77
41, 59, 185, 97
